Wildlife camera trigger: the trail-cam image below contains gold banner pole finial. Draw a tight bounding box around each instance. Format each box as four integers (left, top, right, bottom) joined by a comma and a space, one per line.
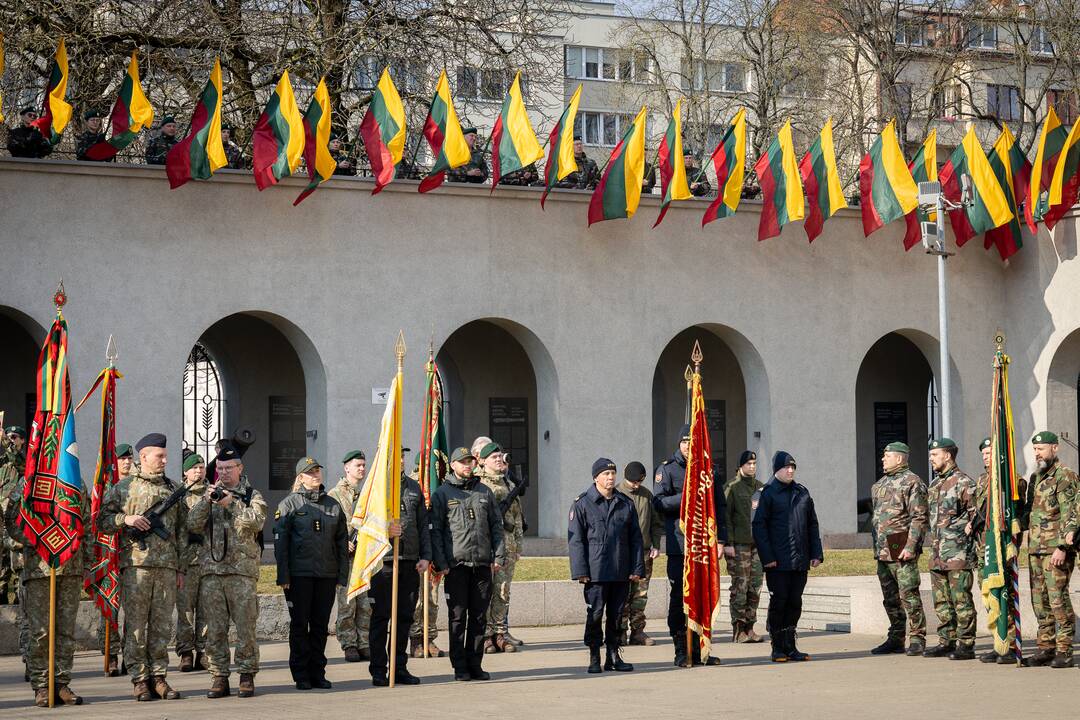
691, 340, 703, 374
53, 279, 67, 315
395, 330, 407, 371
993, 330, 1006, 368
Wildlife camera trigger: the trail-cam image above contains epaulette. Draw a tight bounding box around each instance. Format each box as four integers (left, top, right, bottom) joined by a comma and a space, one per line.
574, 492, 585, 502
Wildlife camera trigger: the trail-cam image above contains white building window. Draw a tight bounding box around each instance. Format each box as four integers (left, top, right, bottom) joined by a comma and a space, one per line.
930, 84, 962, 118
1031, 26, 1054, 55
1048, 89, 1079, 124
353, 56, 424, 93
574, 111, 633, 147
684, 60, 746, 94
967, 22, 998, 50
565, 45, 653, 83
456, 67, 520, 101
895, 19, 927, 47
987, 84, 1021, 121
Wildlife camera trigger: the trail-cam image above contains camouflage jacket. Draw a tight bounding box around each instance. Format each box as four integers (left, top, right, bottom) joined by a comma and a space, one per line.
182, 480, 207, 567
555, 153, 599, 189
447, 147, 489, 183
4, 478, 92, 581
145, 133, 177, 165
99, 470, 189, 571
725, 472, 764, 546
479, 469, 523, 556
616, 480, 663, 552
327, 476, 362, 520
0, 448, 26, 553
1024, 460, 1079, 555
75, 130, 109, 162
927, 465, 978, 570
186, 476, 267, 578
871, 465, 928, 560
974, 471, 989, 535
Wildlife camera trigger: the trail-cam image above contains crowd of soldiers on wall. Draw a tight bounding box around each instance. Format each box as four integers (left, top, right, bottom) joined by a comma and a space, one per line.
0, 417, 1074, 707
4, 105, 721, 196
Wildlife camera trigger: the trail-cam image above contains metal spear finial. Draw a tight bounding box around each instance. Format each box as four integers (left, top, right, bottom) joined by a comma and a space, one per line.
106, 335, 118, 368
396, 330, 407, 371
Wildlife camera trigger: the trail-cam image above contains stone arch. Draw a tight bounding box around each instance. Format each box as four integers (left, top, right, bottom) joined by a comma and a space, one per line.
0, 306, 47, 430
1046, 327, 1080, 469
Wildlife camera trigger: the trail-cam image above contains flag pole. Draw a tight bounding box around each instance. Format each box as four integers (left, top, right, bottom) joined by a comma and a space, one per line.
389, 332, 406, 688
684, 342, 703, 668
683, 365, 692, 424
422, 343, 434, 659
48, 568, 56, 708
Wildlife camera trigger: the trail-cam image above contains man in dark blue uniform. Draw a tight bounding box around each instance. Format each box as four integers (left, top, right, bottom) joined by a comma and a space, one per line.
654, 424, 728, 666
569, 458, 645, 674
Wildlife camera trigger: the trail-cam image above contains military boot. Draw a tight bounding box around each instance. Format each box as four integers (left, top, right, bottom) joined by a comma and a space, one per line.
628, 629, 655, 646
503, 631, 524, 647
870, 636, 905, 655
672, 634, 689, 667
1051, 652, 1074, 668
207, 675, 230, 698
495, 634, 517, 653
34, 688, 49, 707
56, 685, 83, 705
194, 652, 207, 671
979, 649, 999, 663
770, 630, 789, 662
179, 652, 195, 672
923, 641, 955, 657
106, 654, 120, 677
732, 622, 748, 644
587, 647, 602, 674
425, 641, 445, 657
744, 625, 765, 643
905, 638, 926, 656
604, 647, 634, 672
344, 647, 362, 663
238, 673, 255, 698
409, 636, 424, 658
948, 645, 975, 661
483, 636, 500, 654
132, 679, 153, 702
153, 675, 180, 700
787, 628, 810, 661
1027, 647, 1056, 666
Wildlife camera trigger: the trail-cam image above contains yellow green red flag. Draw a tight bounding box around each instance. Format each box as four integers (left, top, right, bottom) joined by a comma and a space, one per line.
540, 85, 582, 208
491, 71, 544, 190
32, 38, 72, 145
359, 68, 407, 195
653, 99, 693, 228
587, 105, 648, 226
418, 70, 470, 193
754, 119, 804, 240
294, 78, 337, 206
252, 70, 305, 191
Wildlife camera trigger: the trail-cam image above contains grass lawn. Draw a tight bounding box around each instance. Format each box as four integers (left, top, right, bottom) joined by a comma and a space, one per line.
257, 548, 1029, 593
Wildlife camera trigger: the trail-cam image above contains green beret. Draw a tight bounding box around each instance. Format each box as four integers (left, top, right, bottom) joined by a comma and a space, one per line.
478, 442, 501, 460
342, 449, 366, 464
114, 443, 132, 458
84, 109, 103, 120
183, 453, 204, 472
450, 447, 474, 463
928, 438, 956, 450
1032, 431, 1059, 445
884, 442, 910, 454
414, 452, 422, 471
160, 116, 176, 125
979, 437, 992, 451
462, 126, 478, 135
4, 425, 26, 438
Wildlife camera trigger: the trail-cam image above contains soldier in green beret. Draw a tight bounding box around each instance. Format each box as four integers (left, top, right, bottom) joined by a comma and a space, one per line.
1024, 431, 1079, 667
477, 442, 524, 655
176, 452, 209, 672
447, 126, 489, 184
327, 450, 371, 663
145, 117, 178, 165
869, 441, 928, 656
76, 109, 110, 162
0, 425, 26, 606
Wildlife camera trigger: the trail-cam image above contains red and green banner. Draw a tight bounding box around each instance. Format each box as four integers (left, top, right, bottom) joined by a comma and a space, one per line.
17, 303, 84, 569
1044, 117, 1080, 231
85, 52, 154, 161
858, 120, 918, 237
1027, 107, 1068, 232
253, 70, 305, 191
653, 99, 692, 227
418, 357, 449, 508
588, 106, 648, 226
799, 118, 847, 243
985, 126, 1031, 261
702, 108, 746, 226
902, 130, 937, 251
541, 85, 582, 209
75, 363, 122, 626
294, 78, 337, 206
166, 59, 227, 189
359, 68, 406, 195
939, 125, 1013, 246
418, 70, 470, 193
981, 348, 1023, 662
683, 362, 722, 662
491, 71, 544, 191
31, 38, 72, 146
754, 119, 804, 240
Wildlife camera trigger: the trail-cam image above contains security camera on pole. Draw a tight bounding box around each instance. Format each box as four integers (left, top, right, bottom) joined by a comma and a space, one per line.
918, 174, 973, 438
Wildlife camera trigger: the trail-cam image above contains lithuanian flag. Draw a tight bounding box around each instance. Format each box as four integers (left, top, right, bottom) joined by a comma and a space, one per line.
491, 71, 544, 191
84, 52, 154, 161
753, 119, 803, 241
359, 68, 406, 195
799, 118, 847, 243
1045, 118, 1080, 230
1027, 107, 1068, 232
985, 126, 1031, 261
252, 70, 305, 191
653, 99, 692, 227
418, 70, 470, 193
702, 108, 746, 226
939, 125, 1013, 245
31, 38, 72, 145
902, 130, 937, 251
540, 85, 582, 208
587, 106, 648, 226
294, 79, 336, 206
166, 59, 227, 190
858, 120, 918, 237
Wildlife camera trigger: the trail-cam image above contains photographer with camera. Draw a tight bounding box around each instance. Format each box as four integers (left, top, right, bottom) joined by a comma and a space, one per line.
186, 443, 267, 698
477, 442, 525, 654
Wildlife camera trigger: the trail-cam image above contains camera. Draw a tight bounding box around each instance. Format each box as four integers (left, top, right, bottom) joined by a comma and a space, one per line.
209, 485, 231, 502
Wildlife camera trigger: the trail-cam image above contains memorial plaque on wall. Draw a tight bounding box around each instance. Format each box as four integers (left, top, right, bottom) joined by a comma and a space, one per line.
873, 401, 908, 478
269, 395, 306, 491
489, 397, 529, 482
704, 399, 727, 477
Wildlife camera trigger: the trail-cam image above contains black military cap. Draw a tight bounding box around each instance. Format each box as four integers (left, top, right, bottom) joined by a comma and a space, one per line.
84, 109, 104, 120
135, 433, 166, 451
683, 147, 695, 156
624, 461, 646, 481
462, 126, 477, 135
573, 134, 582, 141
678, 424, 691, 443
18, 106, 36, 117
979, 437, 992, 451
5, 425, 26, 438
221, 123, 234, 133
215, 441, 240, 463
738, 450, 756, 467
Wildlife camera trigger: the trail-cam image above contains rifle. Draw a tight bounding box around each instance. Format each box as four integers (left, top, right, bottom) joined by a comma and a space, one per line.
128, 477, 201, 551
499, 463, 530, 518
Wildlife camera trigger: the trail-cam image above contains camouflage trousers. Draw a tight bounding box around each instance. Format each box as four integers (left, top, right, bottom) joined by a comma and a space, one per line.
335, 585, 370, 651
121, 566, 176, 682
485, 555, 518, 635
201, 573, 260, 677
1029, 552, 1076, 654
876, 560, 925, 641
726, 544, 764, 628
18, 584, 29, 663
930, 569, 975, 648
619, 555, 654, 634
24, 575, 80, 690
0, 548, 15, 603
175, 563, 206, 655
410, 570, 440, 641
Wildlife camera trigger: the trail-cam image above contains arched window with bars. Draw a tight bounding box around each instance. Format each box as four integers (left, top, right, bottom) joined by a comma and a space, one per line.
183, 342, 224, 462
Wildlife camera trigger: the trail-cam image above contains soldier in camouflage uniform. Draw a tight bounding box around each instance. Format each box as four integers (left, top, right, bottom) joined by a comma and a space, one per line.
724, 451, 765, 643
100, 433, 188, 701
1023, 431, 1078, 668
75, 110, 110, 162
447, 126, 489, 184
479, 442, 524, 654
616, 461, 663, 645
221, 125, 245, 169
144, 117, 178, 165
187, 444, 267, 698
176, 452, 208, 672
4, 473, 92, 706
922, 438, 978, 660
0, 425, 27, 606
98, 443, 134, 676
327, 449, 371, 662
554, 137, 599, 189
685, 149, 712, 197
869, 441, 928, 656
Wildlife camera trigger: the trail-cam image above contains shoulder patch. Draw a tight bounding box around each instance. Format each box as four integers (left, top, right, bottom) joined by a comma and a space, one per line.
274, 509, 281, 520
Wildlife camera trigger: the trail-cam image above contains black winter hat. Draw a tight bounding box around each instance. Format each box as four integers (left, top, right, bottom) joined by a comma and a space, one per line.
737, 450, 756, 467
624, 461, 646, 481
677, 424, 691, 443
592, 457, 616, 478
772, 451, 796, 474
